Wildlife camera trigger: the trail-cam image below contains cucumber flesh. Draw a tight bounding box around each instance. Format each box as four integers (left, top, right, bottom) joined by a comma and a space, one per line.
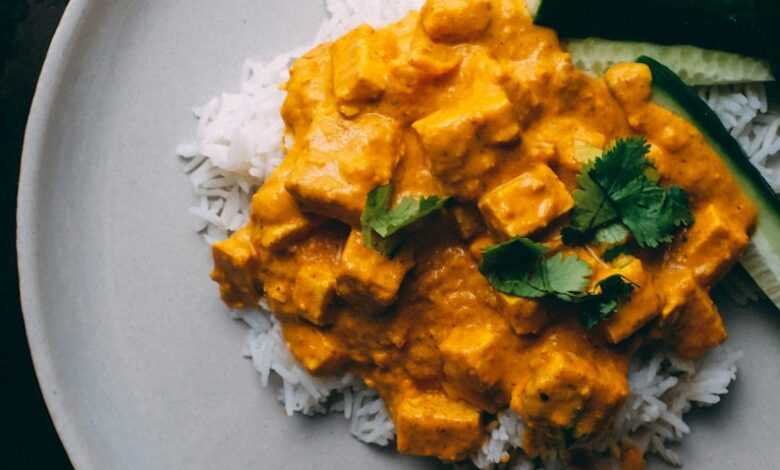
566, 38, 774, 86
639, 56, 780, 310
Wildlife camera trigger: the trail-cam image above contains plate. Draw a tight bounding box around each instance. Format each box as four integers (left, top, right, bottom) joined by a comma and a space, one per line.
17, 1, 780, 469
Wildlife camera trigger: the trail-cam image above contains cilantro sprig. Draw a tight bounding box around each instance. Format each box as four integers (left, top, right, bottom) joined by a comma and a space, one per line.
579, 275, 636, 329
361, 185, 450, 256
479, 237, 636, 328
479, 238, 592, 302
562, 137, 693, 249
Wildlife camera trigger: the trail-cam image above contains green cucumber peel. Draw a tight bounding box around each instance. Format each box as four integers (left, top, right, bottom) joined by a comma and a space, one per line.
639, 56, 780, 310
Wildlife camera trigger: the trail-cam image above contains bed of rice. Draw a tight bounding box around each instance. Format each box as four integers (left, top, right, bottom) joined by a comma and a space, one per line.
175, 1, 780, 468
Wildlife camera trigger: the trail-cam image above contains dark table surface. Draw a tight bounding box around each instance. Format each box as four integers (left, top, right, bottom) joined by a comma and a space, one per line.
3, 0, 73, 468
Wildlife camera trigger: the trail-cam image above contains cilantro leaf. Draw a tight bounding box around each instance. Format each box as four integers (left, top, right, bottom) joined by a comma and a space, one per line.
569, 167, 619, 233
480, 237, 548, 274
588, 137, 652, 196
541, 253, 593, 301
361, 185, 450, 256
594, 223, 630, 246
480, 239, 637, 326
479, 238, 592, 302
563, 137, 693, 249
579, 275, 636, 329
617, 183, 693, 248
370, 195, 450, 237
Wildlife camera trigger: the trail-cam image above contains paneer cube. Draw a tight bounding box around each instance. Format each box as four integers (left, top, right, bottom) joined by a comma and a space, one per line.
282, 321, 348, 375
211, 227, 260, 309
604, 63, 653, 109
413, 81, 516, 179
670, 287, 727, 359
409, 27, 463, 78
336, 230, 415, 310
512, 349, 628, 446
412, 106, 477, 175
439, 323, 509, 409
475, 82, 521, 144
479, 164, 574, 238
450, 204, 484, 240
515, 351, 593, 431
292, 264, 338, 326
682, 204, 750, 284
497, 294, 550, 335
511, 326, 629, 452
250, 157, 321, 251
410, 51, 515, 199
281, 43, 335, 135
595, 256, 662, 344
331, 25, 391, 103
659, 267, 698, 323
421, 0, 493, 43
286, 113, 402, 225
394, 391, 483, 461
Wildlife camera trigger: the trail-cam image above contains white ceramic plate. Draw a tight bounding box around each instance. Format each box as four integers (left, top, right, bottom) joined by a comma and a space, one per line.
17, 1, 780, 469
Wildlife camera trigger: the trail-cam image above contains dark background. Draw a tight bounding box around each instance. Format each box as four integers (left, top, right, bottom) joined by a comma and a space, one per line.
2, 0, 73, 468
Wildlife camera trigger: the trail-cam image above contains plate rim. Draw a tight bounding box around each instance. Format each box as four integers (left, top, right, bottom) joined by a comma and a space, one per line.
15, 2, 779, 469
17, 1, 94, 469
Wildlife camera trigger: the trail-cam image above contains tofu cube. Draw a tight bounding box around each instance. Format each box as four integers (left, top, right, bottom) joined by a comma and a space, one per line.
595, 257, 661, 344
394, 391, 483, 461
439, 323, 507, 408
670, 287, 727, 359
413, 106, 477, 176
683, 204, 750, 284
211, 227, 260, 309
281, 43, 334, 134
479, 164, 574, 238
413, 82, 517, 178
336, 230, 415, 310
514, 351, 592, 431
512, 349, 628, 441
604, 63, 653, 109
286, 113, 401, 225
409, 27, 462, 78
659, 267, 699, 322
250, 158, 321, 251
331, 25, 391, 103
421, 0, 493, 43
473, 82, 520, 144
292, 264, 338, 326
282, 321, 348, 375
498, 294, 550, 335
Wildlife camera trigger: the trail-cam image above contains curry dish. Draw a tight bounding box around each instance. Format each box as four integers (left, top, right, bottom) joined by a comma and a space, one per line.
210, 0, 756, 467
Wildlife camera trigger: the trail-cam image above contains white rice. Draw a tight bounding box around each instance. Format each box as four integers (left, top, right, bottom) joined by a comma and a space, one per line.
176, 0, 780, 467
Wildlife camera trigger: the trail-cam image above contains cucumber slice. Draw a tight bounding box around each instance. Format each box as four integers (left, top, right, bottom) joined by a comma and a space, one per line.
638, 56, 780, 310
531, 0, 780, 79
566, 38, 774, 86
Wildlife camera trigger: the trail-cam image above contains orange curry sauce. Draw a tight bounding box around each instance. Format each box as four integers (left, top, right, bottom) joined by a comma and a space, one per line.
211, 0, 756, 466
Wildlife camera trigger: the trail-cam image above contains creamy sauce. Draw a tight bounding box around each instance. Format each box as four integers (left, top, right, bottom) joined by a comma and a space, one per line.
210, 0, 756, 465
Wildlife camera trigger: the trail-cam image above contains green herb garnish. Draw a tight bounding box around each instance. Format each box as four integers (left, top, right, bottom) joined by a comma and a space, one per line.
579, 275, 636, 329
479, 237, 637, 328
361, 185, 450, 256
562, 137, 693, 249
479, 238, 592, 302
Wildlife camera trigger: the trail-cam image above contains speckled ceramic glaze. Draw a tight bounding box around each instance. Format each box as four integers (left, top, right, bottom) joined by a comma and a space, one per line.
17, 1, 780, 469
